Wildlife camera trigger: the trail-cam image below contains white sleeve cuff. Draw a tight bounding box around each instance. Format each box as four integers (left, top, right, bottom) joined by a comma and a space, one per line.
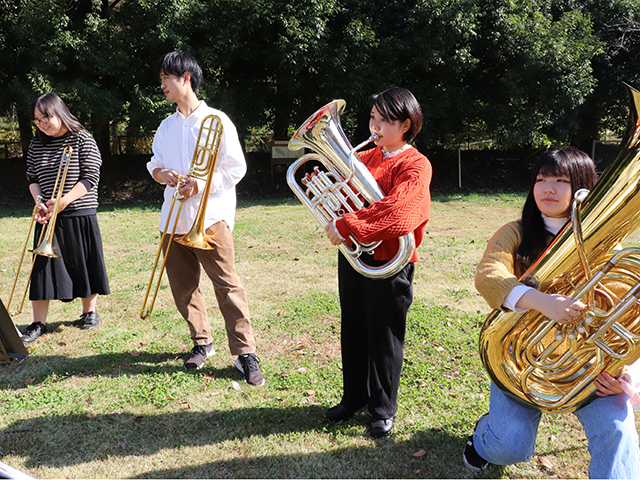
503, 284, 534, 312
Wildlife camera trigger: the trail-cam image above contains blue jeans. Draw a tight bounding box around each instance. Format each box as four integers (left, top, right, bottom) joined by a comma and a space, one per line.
473, 383, 640, 479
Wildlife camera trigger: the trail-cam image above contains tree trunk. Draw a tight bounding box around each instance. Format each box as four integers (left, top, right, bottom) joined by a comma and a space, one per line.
91, 113, 111, 158
17, 109, 33, 159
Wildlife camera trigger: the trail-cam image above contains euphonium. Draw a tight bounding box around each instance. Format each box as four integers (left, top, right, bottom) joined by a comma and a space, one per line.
287, 100, 415, 279
479, 84, 640, 414
140, 115, 223, 319
6, 146, 72, 316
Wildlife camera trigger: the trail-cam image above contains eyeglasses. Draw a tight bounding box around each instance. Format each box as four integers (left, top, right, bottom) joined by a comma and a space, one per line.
32, 116, 51, 126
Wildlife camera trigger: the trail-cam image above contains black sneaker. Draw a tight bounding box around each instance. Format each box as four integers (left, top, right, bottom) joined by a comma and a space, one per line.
75, 311, 99, 330
184, 343, 214, 370
21, 322, 47, 344
463, 435, 491, 471
235, 353, 265, 386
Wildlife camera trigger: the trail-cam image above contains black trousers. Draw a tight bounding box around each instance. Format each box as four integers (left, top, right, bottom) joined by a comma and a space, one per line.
338, 253, 415, 420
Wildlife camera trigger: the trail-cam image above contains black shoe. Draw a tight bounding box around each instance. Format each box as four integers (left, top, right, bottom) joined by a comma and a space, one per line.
20, 322, 47, 344
184, 343, 214, 370
324, 403, 367, 423
463, 424, 491, 471
235, 353, 265, 386
75, 311, 99, 330
370, 418, 394, 438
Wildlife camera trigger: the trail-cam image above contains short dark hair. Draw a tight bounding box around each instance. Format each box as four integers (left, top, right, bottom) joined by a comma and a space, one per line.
371, 87, 423, 143
517, 147, 598, 269
153, 51, 203, 93
31, 93, 84, 143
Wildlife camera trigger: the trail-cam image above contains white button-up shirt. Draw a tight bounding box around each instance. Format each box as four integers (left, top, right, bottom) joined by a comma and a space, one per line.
147, 101, 246, 233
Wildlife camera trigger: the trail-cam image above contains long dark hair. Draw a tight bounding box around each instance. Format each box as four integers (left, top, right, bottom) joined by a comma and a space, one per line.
517, 147, 598, 271
31, 93, 84, 143
371, 87, 423, 143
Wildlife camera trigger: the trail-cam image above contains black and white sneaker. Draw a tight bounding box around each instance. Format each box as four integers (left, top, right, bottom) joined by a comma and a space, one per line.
20, 322, 47, 344
463, 435, 491, 472
235, 353, 265, 386
184, 343, 214, 370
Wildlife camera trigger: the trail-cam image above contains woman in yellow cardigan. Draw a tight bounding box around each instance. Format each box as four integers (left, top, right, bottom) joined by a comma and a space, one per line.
464, 147, 640, 479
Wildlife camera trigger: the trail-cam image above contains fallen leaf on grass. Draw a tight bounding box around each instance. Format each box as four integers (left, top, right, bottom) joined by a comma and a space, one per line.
418, 381, 428, 387
305, 390, 315, 396
232, 381, 241, 391
276, 310, 285, 316
539, 457, 554, 469
413, 449, 427, 458
297, 367, 308, 373
281, 372, 290, 377
129, 350, 142, 357
25, 377, 35, 386
204, 373, 214, 381
86, 413, 96, 419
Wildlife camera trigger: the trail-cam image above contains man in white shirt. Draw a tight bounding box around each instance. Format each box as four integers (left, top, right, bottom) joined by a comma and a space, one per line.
146, 51, 264, 386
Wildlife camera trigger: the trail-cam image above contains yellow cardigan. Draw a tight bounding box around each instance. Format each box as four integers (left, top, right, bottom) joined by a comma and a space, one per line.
475, 220, 526, 311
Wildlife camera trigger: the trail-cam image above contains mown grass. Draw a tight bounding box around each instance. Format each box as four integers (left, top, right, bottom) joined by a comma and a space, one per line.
0, 193, 638, 478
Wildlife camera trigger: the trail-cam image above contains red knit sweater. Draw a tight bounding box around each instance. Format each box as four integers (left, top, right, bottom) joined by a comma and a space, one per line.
335, 145, 432, 262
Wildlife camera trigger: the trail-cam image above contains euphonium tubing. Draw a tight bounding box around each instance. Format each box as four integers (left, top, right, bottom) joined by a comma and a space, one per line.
140, 115, 223, 319
479, 84, 640, 413
287, 100, 415, 279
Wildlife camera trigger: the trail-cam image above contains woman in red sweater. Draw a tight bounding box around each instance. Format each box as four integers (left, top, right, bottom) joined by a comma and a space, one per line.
324, 87, 432, 437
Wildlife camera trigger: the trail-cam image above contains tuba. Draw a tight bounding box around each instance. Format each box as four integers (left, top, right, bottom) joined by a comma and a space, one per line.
287, 100, 415, 279
140, 115, 223, 319
479, 83, 640, 414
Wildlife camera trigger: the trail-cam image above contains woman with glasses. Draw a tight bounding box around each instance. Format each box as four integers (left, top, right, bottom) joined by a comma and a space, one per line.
20, 92, 110, 343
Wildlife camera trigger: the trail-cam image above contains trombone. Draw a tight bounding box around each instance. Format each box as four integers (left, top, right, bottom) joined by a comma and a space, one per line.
6, 146, 73, 316
140, 115, 223, 319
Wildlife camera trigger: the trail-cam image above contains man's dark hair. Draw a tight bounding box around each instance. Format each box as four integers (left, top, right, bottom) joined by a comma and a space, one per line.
153, 51, 203, 93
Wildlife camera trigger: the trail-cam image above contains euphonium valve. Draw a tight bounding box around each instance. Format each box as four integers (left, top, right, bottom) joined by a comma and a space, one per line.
479, 84, 640, 413
287, 100, 415, 279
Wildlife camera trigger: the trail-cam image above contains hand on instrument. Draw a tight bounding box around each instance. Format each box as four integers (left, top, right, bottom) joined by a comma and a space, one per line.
34, 201, 50, 224
517, 290, 585, 323
178, 176, 198, 201
325, 222, 343, 246
594, 371, 624, 397
158, 169, 182, 188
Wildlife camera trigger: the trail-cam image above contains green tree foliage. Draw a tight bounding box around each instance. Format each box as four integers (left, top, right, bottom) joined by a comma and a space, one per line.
0, 0, 638, 155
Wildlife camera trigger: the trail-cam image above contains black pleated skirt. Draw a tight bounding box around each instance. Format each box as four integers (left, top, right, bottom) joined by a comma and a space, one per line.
29, 214, 111, 301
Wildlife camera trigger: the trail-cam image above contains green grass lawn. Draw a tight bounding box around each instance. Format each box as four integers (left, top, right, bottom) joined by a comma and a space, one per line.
0, 193, 638, 478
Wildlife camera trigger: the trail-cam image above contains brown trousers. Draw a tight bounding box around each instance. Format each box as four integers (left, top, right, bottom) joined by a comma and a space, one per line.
162, 220, 256, 355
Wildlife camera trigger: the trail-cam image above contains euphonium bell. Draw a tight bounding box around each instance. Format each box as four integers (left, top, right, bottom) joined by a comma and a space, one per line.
479, 84, 640, 413
287, 100, 415, 279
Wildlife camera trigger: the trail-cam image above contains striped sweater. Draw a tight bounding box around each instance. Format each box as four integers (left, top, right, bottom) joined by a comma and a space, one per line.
26, 130, 102, 214
335, 146, 432, 262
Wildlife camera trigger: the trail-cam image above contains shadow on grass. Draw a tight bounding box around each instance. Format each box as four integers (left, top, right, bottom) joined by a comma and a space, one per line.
1, 406, 503, 479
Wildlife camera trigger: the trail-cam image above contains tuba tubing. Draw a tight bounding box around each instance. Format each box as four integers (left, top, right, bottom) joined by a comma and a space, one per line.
479, 84, 640, 413
287, 100, 415, 279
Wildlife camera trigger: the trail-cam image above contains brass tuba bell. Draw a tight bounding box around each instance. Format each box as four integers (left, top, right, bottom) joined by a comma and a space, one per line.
287, 100, 415, 279
479, 84, 640, 413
